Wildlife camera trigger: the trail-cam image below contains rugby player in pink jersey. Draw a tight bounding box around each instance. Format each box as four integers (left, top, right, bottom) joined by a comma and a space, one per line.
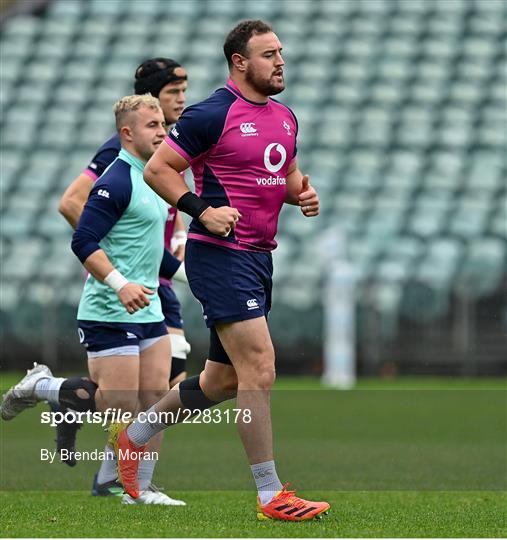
110, 20, 330, 521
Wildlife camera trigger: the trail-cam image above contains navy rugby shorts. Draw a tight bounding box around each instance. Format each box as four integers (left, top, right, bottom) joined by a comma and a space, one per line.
185, 239, 272, 328
77, 320, 167, 354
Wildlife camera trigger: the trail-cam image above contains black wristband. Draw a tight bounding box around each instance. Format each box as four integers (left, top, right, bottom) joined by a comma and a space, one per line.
176, 192, 210, 220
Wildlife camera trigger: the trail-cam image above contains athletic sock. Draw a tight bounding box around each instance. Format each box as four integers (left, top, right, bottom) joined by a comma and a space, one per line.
96, 444, 117, 485
34, 377, 66, 406
138, 458, 157, 490
251, 460, 283, 505
127, 405, 168, 447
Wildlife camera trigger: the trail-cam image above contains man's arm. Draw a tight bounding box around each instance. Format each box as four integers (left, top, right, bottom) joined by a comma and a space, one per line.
285, 160, 320, 217
161, 248, 187, 283
71, 177, 153, 314
58, 173, 95, 229
144, 143, 241, 236
59, 135, 121, 229
144, 143, 190, 205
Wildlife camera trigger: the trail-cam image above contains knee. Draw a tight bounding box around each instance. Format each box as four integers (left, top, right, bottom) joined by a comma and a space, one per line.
59, 377, 98, 412
238, 350, 276, 390
250, 364, 276, 390
200, 366, 238, 402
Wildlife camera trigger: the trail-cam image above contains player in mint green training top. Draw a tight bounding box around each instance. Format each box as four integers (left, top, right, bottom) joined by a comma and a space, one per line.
0, 95, 186, 506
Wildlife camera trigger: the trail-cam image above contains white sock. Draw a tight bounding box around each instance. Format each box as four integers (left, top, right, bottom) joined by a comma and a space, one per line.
34, 377, 66, 406
138, 458, 157, 490
127, 405, 168, 447
96, 444, 117, 485
251, 460, 283, 505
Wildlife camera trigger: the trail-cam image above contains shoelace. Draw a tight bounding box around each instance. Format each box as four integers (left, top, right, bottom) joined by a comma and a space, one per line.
276, 484, 307, 510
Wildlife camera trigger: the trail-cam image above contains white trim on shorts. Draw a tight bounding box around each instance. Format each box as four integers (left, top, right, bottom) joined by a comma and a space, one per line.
86, 336, 165, 359
139, 336, 165, 352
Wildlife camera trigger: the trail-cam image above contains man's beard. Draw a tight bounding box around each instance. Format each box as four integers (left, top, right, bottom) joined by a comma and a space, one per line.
245, 66, 285, 96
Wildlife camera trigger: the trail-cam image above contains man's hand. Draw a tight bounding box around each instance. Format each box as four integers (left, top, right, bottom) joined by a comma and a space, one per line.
199, 206, 242, 237
117, 283, 154, 314
298, 175, 320, 217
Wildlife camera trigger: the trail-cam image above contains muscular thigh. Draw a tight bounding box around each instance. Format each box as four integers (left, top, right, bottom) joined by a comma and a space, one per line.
216, 317, 274, 375
88, 355, 140, 390
88, 355, 140, 412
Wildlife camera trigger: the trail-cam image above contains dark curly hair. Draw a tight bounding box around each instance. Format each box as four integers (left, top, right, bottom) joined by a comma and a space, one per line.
223, 20, 273, 68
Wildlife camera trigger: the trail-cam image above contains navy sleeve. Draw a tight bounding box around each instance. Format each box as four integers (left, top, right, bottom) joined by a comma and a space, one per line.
84, 134, 121, 179
167, 90, 235, 160
291, 108, 299, 159
159, 250, 182, 279
71, 161, 132, 263
272, 99, 299, 159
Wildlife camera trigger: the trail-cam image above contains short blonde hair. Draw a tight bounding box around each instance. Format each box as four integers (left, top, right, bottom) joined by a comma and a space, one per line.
113, 94, 162, 131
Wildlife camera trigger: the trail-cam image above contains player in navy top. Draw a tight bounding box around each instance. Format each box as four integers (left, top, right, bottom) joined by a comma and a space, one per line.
111, 21, 330, 521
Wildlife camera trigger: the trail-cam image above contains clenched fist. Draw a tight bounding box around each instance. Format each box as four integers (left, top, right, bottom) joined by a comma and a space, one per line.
199, 206, 242, 237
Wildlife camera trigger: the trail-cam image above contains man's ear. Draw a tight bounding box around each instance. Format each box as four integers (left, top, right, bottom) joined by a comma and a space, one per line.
120, 125, 133, 142
231, 52, 247, 72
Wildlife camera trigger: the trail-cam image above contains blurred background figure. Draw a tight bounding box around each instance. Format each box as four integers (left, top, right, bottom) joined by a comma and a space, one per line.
1, 0, 505, 379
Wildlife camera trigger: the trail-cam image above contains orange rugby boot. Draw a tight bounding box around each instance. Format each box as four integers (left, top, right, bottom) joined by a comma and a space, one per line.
257, 483, 330, 521
108, 422, 144, 499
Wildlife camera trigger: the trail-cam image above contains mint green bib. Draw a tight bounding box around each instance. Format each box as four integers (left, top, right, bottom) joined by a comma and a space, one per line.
77, 149, 168, 323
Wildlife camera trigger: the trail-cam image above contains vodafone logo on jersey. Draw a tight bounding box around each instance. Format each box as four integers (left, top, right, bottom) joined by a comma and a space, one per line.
240, 122, 258, 137
264, 143, 287, 173
256, 143, 288, 186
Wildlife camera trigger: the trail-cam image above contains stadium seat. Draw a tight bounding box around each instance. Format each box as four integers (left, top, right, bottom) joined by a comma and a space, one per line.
0, 0, 505, 372
489, 206, 507, 237
88, 0, 124, 16
456, 237, 506, 297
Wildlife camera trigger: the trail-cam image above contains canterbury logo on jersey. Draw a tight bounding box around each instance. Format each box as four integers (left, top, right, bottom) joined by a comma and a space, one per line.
97, 189, 110, 199
240, 122, 258, 136
247, 299, 259, 310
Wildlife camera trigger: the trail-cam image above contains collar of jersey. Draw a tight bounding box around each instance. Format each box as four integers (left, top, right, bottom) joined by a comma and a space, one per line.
119, 148, 146, 173
225, 78, 268, 107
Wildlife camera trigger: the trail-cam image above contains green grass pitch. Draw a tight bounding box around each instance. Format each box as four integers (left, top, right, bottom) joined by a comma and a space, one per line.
0, 374, 505, 537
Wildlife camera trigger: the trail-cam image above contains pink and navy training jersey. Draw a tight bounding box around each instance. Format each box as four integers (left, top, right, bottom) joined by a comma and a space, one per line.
166, 78, 298, 252
83, 132, 178, 269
